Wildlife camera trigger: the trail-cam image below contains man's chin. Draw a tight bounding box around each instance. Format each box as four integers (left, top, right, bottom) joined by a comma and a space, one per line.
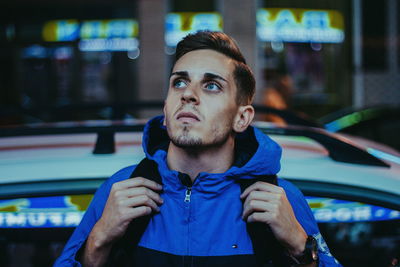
170, 135, 203, 148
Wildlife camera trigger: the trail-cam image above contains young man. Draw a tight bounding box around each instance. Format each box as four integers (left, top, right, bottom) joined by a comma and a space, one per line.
55, 31, 341, 267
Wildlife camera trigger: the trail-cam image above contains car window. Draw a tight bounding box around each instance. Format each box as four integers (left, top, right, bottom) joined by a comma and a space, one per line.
1, 194, 399, 266
306, 196, 400, 267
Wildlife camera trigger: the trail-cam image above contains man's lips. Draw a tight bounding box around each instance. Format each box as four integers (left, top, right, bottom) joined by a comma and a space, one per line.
176, 112, 200, 123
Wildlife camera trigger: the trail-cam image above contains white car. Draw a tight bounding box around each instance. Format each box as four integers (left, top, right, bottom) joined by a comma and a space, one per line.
0, 120, 399, 267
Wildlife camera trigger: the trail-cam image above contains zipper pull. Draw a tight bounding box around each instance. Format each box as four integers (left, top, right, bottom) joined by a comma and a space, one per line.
184, 187, 192, 203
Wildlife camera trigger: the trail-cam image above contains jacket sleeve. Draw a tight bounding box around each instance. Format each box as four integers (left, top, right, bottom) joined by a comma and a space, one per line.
54, 165, 136, 267
278, 179, 343, 267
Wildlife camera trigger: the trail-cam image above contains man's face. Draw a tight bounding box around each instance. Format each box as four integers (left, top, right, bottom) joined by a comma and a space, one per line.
164, 49, 240, 149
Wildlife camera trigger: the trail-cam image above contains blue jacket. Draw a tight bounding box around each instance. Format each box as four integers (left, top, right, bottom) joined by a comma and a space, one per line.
55, 116, 342, 266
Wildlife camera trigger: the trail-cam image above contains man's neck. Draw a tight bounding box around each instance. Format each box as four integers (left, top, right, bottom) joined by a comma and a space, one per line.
166, 138, 235, 181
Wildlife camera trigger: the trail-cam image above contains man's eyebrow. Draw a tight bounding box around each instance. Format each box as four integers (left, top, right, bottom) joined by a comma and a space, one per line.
170, 71, 189, 78
170, 71, 228, 83
204, 72, 228, 83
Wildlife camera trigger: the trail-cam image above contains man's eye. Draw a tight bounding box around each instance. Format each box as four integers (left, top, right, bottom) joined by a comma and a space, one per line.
204, 82, 221, 91
173, 80, 187, 89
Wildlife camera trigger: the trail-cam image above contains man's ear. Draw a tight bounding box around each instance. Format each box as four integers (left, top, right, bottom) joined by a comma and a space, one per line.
233, 105, 255, 133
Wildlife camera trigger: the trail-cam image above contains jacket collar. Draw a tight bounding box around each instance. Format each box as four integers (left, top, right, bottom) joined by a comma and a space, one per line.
142, 115, 282, 180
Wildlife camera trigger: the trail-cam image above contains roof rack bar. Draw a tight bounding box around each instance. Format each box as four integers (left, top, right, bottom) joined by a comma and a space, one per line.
93, 131, 115, 154
258, 126, 390, 168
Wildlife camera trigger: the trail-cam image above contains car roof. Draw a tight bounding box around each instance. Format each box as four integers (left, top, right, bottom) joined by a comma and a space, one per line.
1, 120, 399, 208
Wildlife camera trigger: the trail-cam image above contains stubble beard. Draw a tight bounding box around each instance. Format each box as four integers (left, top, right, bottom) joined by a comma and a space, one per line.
170, 125, 203, 148
168, 123, 232, 150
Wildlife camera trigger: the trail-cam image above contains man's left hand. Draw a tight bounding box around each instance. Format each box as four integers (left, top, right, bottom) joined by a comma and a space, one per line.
240, 181, 307, 256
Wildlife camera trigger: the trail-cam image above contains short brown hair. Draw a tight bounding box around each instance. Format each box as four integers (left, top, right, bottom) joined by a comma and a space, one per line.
175, 31, 255, 105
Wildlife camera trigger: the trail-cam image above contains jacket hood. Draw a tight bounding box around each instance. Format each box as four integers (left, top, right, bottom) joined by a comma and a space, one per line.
142, 116, 281, 179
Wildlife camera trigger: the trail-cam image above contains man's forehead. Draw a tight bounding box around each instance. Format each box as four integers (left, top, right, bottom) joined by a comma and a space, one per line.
172, 49, 235, 79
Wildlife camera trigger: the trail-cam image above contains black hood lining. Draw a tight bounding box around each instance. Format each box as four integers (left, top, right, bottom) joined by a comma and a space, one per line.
234, 127, 259, 167
146, 118, 170, 156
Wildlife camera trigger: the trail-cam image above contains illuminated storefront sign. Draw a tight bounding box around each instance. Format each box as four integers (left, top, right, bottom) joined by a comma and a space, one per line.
257, 8, 345, 43
42, 19, 139, 51
165, 12, 223, 47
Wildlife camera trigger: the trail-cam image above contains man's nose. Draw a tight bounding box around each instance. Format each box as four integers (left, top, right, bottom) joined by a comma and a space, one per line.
181, 85, 200, 104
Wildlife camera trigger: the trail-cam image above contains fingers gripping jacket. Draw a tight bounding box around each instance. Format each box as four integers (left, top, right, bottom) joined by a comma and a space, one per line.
107, 158, 286, 267
107, 158, 162, 267
239, 177, 287, 266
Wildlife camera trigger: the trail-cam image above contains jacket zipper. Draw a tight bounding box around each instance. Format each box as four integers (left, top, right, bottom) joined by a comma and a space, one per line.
178, 172, 194, 261
184, 187, 192, 202
179, 172, 194, 203
185, 184, 192, 265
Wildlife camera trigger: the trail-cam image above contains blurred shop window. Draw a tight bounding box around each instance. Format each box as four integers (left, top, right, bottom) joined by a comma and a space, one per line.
262, 67, 294, 125
44, 19, 139, 110
53, 47, 75, 106
81, 52, 112, 103
0, 2, 139, 126
263, 73, 293, 110
362, 1, 387, 71
20, 46, 53, 119
16, 18, 137, 123
257, 4, 351, 119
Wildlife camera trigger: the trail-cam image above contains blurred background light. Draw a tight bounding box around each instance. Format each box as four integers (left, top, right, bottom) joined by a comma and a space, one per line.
256, 8, 345, 43
165, 12, 223, 47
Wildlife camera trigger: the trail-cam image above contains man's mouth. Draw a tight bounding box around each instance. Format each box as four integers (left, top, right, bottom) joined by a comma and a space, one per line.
176, 112, 200, 123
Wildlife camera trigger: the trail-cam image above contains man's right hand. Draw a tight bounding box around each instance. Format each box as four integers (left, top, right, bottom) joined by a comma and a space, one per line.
83, 177, 163, 267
